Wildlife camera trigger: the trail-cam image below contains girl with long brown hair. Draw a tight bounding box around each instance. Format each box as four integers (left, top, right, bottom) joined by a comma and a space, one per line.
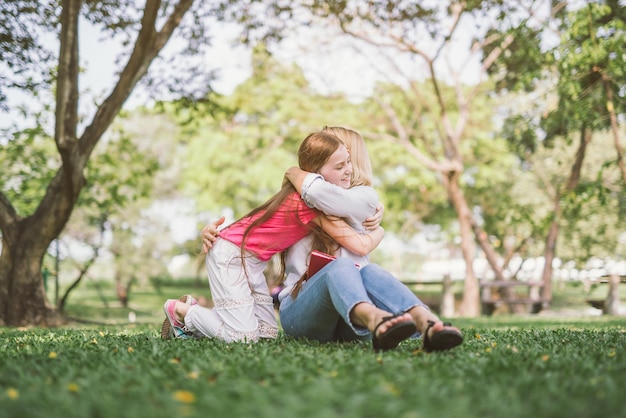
163, 131, 416, 345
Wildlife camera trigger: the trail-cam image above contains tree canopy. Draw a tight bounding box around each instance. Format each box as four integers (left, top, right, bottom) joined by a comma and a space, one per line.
1, 0, 624, 325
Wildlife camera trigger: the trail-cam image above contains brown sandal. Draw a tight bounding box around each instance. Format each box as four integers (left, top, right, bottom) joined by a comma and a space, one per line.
372, 314, 417, 351
422, 320, 463, 352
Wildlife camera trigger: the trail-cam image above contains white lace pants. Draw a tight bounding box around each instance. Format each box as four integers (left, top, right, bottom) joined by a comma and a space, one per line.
184, 239, 278, 342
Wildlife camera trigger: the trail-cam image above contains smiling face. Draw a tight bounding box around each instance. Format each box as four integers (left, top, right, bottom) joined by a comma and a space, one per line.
318, 145, 352, 189
298, 132, 353, 189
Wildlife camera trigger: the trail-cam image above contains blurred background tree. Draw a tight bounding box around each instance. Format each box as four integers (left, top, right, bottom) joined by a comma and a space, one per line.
1, 0, 624, 325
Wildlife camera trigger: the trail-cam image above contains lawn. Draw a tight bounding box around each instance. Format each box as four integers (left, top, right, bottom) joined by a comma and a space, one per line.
1, 281, 624, 418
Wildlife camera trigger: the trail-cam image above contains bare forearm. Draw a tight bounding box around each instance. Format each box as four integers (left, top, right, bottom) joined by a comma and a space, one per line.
285, 166, 308, 194
317, 215, 384, 256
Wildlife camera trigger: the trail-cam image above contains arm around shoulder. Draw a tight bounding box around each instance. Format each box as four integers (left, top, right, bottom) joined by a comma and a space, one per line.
285, 167, 319, 195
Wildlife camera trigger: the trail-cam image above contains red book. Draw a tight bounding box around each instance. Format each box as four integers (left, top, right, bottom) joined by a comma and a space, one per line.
307, 250, 360, 278
307, 250, 336, 278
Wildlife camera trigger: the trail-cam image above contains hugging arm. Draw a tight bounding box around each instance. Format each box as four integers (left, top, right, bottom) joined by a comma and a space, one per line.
285, 167, 309, 194
312, 215, 384, 257
285, 166, 382, 230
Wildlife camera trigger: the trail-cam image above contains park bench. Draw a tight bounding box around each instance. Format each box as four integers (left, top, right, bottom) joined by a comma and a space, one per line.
479, 279, 548, 315
584, 275, 625, 314
399, 274, 456, 317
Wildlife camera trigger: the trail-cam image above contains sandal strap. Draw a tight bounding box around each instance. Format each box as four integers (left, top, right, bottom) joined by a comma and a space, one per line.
372, 315, 395, 336
422, 320, 436, 351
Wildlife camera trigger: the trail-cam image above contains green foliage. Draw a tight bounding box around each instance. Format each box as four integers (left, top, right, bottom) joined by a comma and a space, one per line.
500, 2, 626, 152
480, 132, 625, 264
179, 45, 370, 218
0, 127, 59, 216
80, 131, 159, 217
485, 24, 548, 93
494, 1, 626, 267
1, 320, 625, 418
0, 0, 58, 111
4, 0, 624, 298
50, 115, 167, 304
361, 80, 512, 236
545, 3, 626, 138
502, 112, 542, 156
558, 136, 626, 263
82, 112, 184, 283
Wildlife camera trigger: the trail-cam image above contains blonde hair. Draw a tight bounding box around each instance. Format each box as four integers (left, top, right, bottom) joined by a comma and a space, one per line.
240, 131, 343, 243
322, 126, 373, 187
236, 131, 344, 284
292, 127, 374, 298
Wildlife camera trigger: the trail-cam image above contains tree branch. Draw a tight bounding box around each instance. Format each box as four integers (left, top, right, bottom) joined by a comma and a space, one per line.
370, 98, 461, 174
600, 72, 626, 185
55, 0, 80, 165
30, 0, 194, 241
78, 0, 194, 162
24, 0, 83, 240
0, 192, 19, 236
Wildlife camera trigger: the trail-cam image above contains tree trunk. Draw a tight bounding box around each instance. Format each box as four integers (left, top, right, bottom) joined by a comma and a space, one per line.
439, 273, 455, 317
0, 172, 81, 325
540, 126, 591, 307
115, 270, 129, 308
601, 73, 626, 185
605, 274, 621, 316
470, 220, 523, 312
0, 0, 194, 326
540, 213, 559, 310
445, 172, 480, 317
0, 234, 60, 326
58, 254, 98, 312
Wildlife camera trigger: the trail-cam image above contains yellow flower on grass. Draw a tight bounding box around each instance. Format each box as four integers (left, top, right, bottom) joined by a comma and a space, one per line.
608, 350, 616, 358
187, 371, 199, 380
7, 388, 19, 400
48, 352, 57, 359
67, 383, 80, 393
382, 381, 401, 397
173, 390, 195, 404
127, 346, 134, 353
542, 355, 550, 362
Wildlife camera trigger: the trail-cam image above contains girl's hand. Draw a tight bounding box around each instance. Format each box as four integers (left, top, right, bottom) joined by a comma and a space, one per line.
201, 216, 225, 254
363, 204, 383, 231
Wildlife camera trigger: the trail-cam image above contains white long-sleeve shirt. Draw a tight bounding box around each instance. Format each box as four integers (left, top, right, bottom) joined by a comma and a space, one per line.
279, 173, 380, 301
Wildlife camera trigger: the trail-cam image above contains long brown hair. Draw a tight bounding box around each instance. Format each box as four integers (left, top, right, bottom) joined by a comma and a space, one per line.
232, 131, 345, 281
291, 127, 373, 298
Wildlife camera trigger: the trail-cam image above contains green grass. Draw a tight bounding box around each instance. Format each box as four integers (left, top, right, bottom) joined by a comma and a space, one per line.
3, 280, 624, 417
50, 279, 214, 326
49, 277, 623, 326
1, 318, 625, 418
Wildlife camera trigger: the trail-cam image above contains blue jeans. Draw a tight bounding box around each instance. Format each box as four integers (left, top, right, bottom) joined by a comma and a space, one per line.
279, 257, 428, 343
